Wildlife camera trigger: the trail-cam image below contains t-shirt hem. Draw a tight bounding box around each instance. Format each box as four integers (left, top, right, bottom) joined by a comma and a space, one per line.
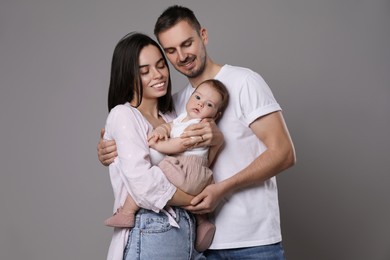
209, 236, 282, 250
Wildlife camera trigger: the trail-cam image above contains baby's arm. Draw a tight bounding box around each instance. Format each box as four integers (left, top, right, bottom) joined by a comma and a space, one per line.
149, 136, 187, 154
148, 122, 189, 154
148, 123, 172, 143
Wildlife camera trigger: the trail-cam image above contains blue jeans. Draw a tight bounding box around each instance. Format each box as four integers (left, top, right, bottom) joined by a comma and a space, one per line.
123, 207, 205, 260
204, 242, 285, 260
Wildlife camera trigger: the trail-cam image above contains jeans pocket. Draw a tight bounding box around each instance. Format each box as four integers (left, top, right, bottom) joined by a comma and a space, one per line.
142, 216, 172, 234
123, 230, 133, 259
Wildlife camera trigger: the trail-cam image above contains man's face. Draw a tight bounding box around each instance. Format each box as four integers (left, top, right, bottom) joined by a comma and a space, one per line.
157, 20, 207, 79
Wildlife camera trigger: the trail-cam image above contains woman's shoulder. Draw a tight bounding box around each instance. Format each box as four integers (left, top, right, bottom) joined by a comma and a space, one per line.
106, 103, 145, 125
109, 103, 139, 117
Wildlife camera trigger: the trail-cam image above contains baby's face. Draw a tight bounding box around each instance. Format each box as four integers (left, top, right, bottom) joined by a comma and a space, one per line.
186, 83, 222, 119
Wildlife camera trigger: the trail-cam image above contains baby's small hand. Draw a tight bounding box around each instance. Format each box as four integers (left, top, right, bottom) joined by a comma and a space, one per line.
147, 126, 169, 143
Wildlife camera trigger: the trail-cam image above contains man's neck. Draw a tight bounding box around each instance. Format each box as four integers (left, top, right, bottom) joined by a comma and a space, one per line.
188, 59, 222, 88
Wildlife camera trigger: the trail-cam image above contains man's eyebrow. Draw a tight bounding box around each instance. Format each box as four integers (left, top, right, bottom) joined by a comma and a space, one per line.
163, 37, 194, 51
181, 37, 193, 45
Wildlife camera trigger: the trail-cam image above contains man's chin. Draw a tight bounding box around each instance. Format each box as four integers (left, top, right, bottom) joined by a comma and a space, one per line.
181, 69, 201, 78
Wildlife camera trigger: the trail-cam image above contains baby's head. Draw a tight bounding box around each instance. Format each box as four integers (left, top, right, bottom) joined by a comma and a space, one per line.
186, 79, 229, 120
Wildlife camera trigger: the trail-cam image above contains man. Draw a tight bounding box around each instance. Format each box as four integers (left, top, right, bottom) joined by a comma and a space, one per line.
98, 5, 295, 259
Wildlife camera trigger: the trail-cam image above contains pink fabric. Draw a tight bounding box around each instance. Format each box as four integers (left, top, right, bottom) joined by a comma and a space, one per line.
104, 103, 177, 260
159, 155, 213, 195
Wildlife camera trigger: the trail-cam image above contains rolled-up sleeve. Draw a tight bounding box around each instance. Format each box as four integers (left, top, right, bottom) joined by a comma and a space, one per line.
105, 105, 176, 212
239, 72, 281, 126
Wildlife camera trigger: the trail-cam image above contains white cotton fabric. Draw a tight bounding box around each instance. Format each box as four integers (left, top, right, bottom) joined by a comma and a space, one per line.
170, 112, 208, 157
104, 103, 177, 260
173, 65, 283, 249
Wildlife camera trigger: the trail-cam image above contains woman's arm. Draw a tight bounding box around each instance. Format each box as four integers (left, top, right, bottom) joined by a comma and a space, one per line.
106, 105, 176, 212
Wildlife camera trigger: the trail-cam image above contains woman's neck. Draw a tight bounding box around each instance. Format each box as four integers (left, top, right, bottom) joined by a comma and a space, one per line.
135, 99, 165, 128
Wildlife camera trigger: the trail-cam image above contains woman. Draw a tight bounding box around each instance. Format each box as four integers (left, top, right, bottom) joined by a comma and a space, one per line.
104, 32, 203, 259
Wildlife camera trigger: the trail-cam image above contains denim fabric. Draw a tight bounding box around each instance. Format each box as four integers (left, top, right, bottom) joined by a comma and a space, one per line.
204, 242, 285, 260
123, 208, 205, 260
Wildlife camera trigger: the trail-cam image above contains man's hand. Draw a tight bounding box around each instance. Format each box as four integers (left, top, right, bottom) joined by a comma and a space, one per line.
183, 182, 226, 215
180, 118, 223, 148
97, 128, 117, 166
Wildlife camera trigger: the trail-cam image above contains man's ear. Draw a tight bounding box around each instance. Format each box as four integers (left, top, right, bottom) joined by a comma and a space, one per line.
200, 27, 208, 45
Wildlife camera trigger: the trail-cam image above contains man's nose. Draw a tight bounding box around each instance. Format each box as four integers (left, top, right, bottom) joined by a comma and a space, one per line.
177, 49, 186, 61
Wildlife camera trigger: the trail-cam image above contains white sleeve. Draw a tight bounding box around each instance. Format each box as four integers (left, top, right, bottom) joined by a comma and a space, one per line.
105, 105, 176, 212
239, 72, 282, 126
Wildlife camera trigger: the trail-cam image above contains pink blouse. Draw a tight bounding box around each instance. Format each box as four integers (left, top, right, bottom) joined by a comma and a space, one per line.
104, 102, 177, 260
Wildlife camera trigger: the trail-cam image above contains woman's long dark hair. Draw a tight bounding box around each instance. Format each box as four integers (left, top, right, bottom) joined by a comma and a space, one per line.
107, 32, 173, 113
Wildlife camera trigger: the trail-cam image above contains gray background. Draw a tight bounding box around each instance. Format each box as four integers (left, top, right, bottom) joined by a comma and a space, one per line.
1, 0, 389, 259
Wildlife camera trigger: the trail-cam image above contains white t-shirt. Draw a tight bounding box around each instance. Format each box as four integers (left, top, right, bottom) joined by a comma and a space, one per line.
173, 65, 282, 249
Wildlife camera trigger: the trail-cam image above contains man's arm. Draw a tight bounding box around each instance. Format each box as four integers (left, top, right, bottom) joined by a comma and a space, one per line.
185, 111, 296, 214
97, 128, 117, 166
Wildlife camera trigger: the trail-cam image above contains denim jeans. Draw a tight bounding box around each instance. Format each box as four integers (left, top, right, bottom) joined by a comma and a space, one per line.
204, 242, 285, 260
123, 207, 205, 260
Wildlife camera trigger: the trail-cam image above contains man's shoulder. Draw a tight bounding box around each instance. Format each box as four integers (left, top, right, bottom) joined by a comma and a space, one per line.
221, 64, 256, 77
218, 65, 263, 89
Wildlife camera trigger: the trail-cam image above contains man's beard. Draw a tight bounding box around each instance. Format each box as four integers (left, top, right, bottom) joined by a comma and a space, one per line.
176, 49, 207, 79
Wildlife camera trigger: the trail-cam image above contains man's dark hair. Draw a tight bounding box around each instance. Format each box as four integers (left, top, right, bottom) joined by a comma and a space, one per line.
154, 5, 201, 38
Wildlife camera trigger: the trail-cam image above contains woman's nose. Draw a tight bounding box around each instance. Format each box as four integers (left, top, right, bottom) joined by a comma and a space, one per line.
151, 67, 163, 79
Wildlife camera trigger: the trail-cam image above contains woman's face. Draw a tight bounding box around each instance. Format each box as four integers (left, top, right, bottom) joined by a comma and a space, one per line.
138, 44, 169, 101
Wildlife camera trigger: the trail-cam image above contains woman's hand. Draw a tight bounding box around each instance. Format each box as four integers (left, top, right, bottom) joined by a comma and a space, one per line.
97, 128, 117, 166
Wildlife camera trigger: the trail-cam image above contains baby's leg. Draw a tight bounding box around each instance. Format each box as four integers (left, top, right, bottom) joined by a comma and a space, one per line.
104, 195, 139, 228
159, 155, 212, 195
195, 214, 216, 252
